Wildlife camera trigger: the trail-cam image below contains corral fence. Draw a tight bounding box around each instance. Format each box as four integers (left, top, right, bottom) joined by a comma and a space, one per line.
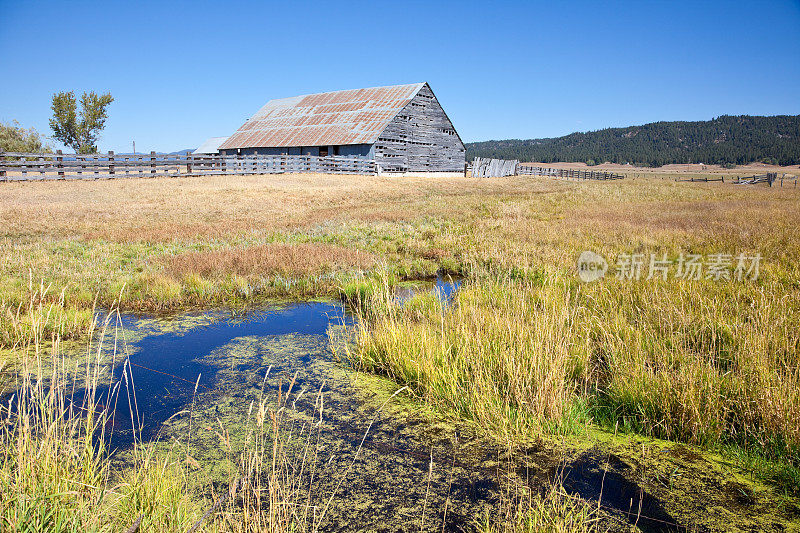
675, 172, 798, 187
516, 165, 625, 180
470, 158, 626, 180
0, 151, 376, 181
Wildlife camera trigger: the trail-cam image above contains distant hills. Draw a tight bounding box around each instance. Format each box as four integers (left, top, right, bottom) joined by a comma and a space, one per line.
465, 115, 800, 167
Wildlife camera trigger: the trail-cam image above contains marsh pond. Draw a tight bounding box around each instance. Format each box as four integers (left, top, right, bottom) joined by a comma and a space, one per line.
61, 278, 799, 532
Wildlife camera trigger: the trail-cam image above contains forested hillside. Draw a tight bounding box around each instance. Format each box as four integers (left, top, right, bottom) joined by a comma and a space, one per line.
466, 115, 800, 167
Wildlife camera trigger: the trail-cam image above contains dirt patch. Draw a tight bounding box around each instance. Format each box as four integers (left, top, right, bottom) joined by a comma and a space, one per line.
668, 444, 706, 463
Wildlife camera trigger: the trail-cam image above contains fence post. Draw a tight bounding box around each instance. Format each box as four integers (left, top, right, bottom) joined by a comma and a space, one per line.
0, 151, 5, 181
108, 150, 115, 178
150, 151, 156, 176
56, 150, 64, 179
36, 153, 44, 180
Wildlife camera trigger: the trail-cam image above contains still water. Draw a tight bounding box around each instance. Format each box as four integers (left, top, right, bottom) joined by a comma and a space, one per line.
80, 277, 678, 532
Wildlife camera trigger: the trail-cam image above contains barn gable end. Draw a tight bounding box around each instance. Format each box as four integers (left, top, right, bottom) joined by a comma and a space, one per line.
375, 83, 464, 172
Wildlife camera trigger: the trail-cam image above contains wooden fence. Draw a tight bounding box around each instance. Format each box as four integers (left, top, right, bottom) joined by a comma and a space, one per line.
674, 176, 725, 183
472, 157, 519, 178
733, 172, 797, 187
674, 172, 798, 187
516, 165, 625, 180
468, 159, 627, 180
0, 151, 376, 181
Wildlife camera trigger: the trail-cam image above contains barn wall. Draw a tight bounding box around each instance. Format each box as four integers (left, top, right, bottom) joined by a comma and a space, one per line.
337, 144, 374, 158
220, 144, 373, 158
374, 84, 465, 172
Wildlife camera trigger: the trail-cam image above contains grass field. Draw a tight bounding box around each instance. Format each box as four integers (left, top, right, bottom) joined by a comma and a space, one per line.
1, 171, 799, 530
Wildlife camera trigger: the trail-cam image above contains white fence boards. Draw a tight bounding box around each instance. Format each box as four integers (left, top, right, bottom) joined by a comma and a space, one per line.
470, 159, 625, 180
471, 157, 519, 178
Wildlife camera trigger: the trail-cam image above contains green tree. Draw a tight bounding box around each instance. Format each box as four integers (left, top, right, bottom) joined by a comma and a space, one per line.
0, 121, 51, 153
49, 91, 114, 154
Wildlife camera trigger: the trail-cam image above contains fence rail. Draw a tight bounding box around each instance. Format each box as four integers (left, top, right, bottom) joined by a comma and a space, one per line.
673, 172, 798, 187
732, 172, 797, 187
516, 165, 625, 180
0, 151, 376, 181
675, 176, 725, 183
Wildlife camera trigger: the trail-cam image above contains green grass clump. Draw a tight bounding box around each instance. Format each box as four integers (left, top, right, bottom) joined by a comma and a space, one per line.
338, 272, 398, 311
352, 278, 584, 439
476, 484, 599, 533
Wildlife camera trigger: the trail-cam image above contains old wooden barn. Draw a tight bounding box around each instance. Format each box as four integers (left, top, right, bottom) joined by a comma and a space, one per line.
218, 83, 465, 173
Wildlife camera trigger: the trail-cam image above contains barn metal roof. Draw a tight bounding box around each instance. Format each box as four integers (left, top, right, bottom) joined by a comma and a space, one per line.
219, 83, 426, 149
192, 136, 229, 154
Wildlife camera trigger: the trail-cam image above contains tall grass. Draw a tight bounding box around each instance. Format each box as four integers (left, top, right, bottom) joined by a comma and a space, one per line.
351, 272, 800, 471
0, 289, 337, 532
581, 279, 800, 458
353, 278, 584, 439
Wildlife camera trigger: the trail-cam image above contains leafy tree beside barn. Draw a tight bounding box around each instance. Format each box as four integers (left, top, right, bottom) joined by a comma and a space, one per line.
50, 91, 114, 154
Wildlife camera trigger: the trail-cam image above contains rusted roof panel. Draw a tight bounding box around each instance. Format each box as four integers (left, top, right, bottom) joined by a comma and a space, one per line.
219, 83, 425, 149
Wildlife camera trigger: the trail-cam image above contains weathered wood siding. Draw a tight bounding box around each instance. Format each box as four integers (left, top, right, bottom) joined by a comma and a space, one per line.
375, 84, 465, 172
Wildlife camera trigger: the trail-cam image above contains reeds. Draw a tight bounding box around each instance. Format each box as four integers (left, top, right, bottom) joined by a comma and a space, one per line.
0, 288, 336, 531
352, 278, 583, 439
351, 271, 800, 473
477, 483, 599, 533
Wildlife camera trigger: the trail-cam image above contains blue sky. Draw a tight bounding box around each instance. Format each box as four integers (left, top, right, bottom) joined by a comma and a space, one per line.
1, 0, 799, 153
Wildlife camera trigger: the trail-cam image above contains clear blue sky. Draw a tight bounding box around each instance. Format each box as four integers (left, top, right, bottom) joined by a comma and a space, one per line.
1, 0, 799, 153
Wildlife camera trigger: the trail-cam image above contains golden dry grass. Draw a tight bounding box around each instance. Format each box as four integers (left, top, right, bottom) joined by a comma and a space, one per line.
163, 242, 376, 279
1, 172, 799, 344
0, 173, 564, 242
